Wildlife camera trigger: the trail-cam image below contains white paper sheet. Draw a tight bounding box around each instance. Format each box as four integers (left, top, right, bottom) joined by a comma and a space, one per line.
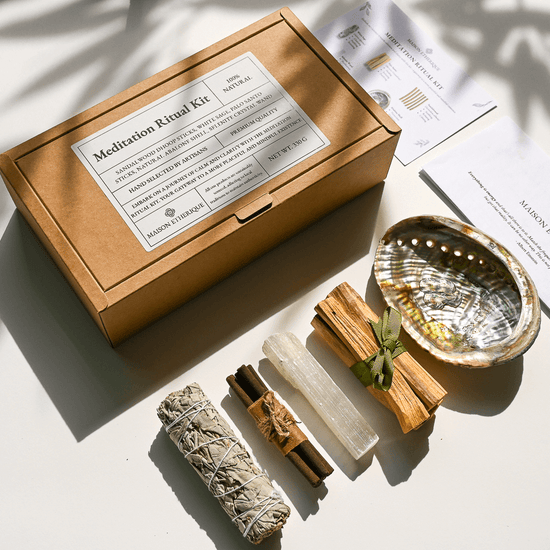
421, 116, 550, 308
315, 0, 495, 165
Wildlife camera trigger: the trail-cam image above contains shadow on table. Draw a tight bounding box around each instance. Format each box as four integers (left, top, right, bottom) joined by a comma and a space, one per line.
263, 271, 524, 487
0, 184, 383, 442
256, 331, 433, 487
305, 330, 433, 487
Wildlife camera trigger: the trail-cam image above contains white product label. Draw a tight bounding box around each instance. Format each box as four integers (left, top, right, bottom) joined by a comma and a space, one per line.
72, 52, 330, 251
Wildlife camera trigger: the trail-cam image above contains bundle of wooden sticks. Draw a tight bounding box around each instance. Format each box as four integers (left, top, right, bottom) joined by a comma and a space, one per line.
227, 364, 333, 487
312, 282, 447, 433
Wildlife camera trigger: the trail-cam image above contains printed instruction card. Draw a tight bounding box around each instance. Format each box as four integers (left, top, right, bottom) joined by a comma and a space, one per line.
72, 52, 330, 251
421, 117, 550, 308
315, 0, 495, 165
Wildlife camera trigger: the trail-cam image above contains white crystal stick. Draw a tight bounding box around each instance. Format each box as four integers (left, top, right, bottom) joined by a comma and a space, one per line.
262, 332, 378, 460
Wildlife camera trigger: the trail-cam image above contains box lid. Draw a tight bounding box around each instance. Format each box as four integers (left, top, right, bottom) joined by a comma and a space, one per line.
1, 8, 399, 311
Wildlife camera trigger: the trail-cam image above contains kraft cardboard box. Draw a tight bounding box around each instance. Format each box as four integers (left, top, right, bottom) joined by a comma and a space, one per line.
0, 8, 400, 346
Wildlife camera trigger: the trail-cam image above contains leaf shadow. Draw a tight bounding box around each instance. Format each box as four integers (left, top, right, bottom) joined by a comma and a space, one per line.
414, 0, 550, 135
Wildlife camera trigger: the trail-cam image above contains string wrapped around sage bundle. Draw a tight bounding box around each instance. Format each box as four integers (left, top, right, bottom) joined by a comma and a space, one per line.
157, 383, 291, 544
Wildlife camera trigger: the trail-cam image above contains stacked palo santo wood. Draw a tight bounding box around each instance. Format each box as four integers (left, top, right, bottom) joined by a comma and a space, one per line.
312, 282, 446, 433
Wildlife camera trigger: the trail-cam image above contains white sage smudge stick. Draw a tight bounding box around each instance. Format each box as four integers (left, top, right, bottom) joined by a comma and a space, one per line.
263, 332, 378, 460
157, 383, 290, 544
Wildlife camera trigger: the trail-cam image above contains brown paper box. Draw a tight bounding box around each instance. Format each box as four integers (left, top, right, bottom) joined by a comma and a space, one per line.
0, 8, 400, 345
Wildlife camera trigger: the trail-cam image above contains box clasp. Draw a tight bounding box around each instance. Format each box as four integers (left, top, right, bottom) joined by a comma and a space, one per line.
235, 194, 273, 223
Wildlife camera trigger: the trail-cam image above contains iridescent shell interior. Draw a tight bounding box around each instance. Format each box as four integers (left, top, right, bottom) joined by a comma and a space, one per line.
374, 216, 540, 367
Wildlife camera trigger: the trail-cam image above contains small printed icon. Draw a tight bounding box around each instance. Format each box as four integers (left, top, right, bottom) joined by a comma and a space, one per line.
360, 2, 372, 14
366, 52, 391, 71
369, 90, 391, 110
400, 87, 428, 110
337, 24, 359, 38
165, 208, 176, 217
414, 139, 430, 148
426, 48, 433, 54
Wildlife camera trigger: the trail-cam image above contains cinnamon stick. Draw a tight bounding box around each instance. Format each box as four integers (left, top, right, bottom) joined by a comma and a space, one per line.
312, 282, 446, 433
227, 365, 333, 487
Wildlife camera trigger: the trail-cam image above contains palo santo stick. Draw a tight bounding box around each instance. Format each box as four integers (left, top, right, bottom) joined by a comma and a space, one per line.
327, 283, 446, 411
227, 365, 333, 487
312, 315, 428, 434
313, 282, 447, 433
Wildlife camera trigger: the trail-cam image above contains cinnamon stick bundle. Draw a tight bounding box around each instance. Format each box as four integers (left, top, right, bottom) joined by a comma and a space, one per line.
227, 365, 333, 487
312, 282, 446, 433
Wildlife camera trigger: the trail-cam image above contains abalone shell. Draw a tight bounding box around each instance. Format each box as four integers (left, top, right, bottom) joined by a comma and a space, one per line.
374, 216, 540, 367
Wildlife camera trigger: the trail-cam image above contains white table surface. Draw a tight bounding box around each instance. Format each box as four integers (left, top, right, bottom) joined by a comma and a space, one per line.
1, 1, 549, 549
